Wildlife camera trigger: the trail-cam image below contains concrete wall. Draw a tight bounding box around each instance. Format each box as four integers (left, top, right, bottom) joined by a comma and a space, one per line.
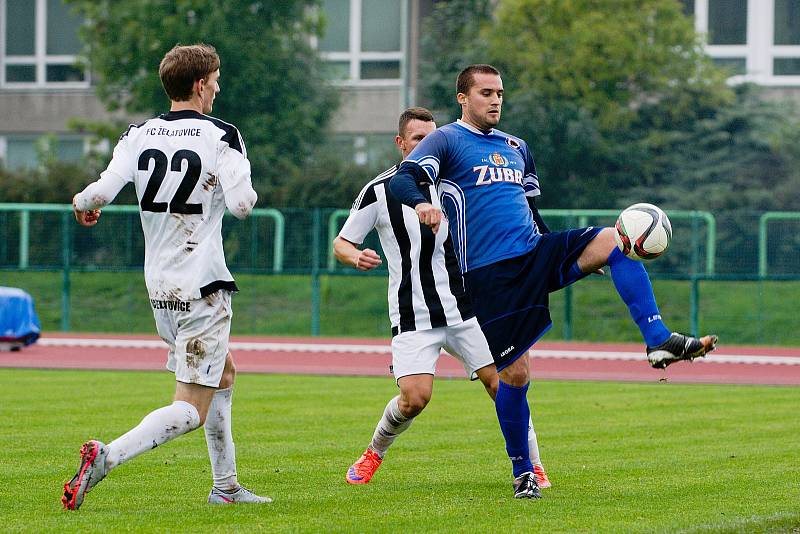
0, 90, 134, 134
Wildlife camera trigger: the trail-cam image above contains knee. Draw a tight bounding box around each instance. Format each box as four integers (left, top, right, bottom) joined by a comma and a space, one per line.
499, 358, 530, 387
398, 390, 431, 417
478, 370, 499, 400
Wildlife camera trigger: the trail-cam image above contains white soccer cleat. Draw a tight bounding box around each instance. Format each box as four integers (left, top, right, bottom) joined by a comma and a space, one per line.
208, 485, 273, 504
62, 439, 109, 510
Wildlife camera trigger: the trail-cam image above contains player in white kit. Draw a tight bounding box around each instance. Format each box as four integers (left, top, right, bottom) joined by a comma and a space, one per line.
62, 44, 268, 509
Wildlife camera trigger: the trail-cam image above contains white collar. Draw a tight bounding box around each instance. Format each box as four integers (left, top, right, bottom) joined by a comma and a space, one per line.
456, 119, 494, 136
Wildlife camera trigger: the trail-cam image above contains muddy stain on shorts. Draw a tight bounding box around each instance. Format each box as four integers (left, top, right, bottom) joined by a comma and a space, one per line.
186, 338, 206, 369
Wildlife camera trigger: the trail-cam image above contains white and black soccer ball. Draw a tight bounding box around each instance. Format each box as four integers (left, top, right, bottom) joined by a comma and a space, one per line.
613, 203, 672, 261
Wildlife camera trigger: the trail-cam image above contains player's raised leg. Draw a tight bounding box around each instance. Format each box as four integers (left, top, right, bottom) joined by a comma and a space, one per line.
577, 228, 717, 368
205, 354, 272, 504
346, 374, 431, 484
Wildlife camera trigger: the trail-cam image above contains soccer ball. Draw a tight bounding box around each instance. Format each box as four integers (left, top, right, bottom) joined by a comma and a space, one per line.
613, 203, 672, 261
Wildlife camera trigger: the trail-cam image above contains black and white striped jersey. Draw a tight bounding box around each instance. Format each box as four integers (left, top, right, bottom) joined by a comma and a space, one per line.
339, 165, 474, 335
73, 110, 257, 301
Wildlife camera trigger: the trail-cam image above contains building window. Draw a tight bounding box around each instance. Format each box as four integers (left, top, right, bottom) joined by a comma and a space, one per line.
690, 0, 800, 85
774, 57, 800, 75
711, 57, 747, 75
318, 0, 404, 84
1, 0, 88, 87
1, 135, 85, 169
774, 0, 800, 45
707, 0, 747, 45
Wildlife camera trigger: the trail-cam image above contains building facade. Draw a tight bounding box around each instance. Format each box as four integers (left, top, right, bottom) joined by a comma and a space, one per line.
1, 0, 798, 169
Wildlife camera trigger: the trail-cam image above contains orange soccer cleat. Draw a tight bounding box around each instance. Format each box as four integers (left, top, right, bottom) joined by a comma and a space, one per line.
345, 448, 383, 485
533, 464, 552, 489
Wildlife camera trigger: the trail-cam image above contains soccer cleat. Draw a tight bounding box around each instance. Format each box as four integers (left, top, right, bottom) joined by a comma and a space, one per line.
208, 485, 273, 504
62, 440, 108, 510
533, 464, 551, 489
647, 333, 718, 369
512, 471, 542, 499
345, 448, 383, 485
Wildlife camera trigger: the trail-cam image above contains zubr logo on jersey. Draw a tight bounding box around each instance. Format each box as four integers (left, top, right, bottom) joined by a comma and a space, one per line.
489, 152, 508, 166
473, 152, 522, 187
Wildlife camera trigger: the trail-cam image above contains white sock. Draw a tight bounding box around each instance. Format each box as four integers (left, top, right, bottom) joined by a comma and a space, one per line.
204, 387, 238, 490
369, 396, 413, 457
528, 416, 543, 467
105, 400, 201, 470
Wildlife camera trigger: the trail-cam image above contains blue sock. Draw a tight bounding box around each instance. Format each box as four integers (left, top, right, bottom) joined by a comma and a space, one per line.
495, 380, 533, 477
607, 248, 671, 347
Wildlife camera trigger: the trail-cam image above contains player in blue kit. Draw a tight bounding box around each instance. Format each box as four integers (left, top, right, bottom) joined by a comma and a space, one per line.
389, 64, 718, 498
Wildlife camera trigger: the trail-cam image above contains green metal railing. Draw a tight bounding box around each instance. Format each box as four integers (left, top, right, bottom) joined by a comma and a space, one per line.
324, 208, 717, 338
5, 203, 799, 339
758, 211, 800, 277
0, 203, 286, 272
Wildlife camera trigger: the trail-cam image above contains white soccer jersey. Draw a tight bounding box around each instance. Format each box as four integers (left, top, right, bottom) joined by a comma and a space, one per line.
339, 165, 473, 334
73, 110, 257, 300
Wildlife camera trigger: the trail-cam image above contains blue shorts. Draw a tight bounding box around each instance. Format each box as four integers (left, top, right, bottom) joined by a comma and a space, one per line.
463, 227, 603, 371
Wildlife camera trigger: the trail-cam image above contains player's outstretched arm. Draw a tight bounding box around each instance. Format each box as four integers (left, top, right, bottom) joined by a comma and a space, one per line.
72, 171, 128, 227
333, 236, 382, 271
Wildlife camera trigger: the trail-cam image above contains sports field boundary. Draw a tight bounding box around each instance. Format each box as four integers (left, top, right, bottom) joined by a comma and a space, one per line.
1, 333, 798, 385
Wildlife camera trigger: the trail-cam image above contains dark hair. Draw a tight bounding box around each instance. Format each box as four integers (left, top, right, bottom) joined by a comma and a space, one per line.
398, 107, 435, 137
159, 44, 220, 102
456, 64, 501, 95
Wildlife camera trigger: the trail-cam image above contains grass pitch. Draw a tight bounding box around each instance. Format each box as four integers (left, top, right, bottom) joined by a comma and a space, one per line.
1, 369, 798, 533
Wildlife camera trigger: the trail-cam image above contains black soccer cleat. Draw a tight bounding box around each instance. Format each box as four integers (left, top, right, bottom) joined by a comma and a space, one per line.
512, 471, 542, 499
647, 333, 718, 369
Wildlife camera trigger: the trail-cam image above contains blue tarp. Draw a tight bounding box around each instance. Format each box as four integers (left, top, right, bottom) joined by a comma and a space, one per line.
0, 287, 41, 346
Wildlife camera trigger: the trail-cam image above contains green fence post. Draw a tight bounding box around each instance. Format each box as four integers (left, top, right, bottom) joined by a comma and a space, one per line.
562, 215, 588, 341
689, 215, 700, 335
61, 212, 72, 332
311, 209, 321, 336
19, 210, 30, 269
327, 209, 349, 271
250, 215, 258, 267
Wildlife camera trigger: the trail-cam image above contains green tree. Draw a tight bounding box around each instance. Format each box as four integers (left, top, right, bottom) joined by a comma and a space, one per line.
66, 0, 339, 205
420, 0, 734, 208
418, 0, 492, 123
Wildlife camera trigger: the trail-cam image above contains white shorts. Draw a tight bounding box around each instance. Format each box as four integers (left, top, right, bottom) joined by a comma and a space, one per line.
152, 290, 232, 387
390, 317, 494, 382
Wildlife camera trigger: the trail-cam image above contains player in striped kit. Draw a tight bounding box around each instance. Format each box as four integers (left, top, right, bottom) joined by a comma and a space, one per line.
390, 65, 717, 498
62, 44, 268, 509
334, 108, 549, 491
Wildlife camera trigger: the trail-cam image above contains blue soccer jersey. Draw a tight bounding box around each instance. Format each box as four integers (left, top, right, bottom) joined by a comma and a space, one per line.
395, 120, 542, 273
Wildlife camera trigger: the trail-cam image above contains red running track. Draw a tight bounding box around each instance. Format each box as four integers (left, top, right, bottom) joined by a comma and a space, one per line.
1, 332, 799, 386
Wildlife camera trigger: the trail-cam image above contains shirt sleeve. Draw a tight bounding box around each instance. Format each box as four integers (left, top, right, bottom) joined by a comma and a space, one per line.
216, 129, 257, 219
389, 129, 451, 207
73, 135, 135, 210
404, 128, 449, 184
521, 141, 541, 198
338, 182, 379, 245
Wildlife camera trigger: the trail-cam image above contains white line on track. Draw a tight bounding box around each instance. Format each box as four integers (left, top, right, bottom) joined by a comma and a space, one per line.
37, 338, 800, 366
